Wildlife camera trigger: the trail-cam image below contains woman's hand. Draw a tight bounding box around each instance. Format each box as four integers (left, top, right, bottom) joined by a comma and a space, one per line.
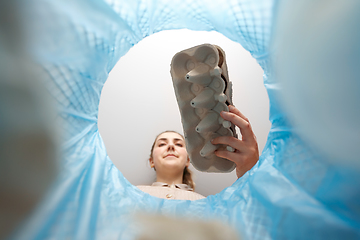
212, 105, 259, 178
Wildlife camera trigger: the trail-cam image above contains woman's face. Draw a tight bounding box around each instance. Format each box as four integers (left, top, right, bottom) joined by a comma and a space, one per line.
150, 132, 190, 173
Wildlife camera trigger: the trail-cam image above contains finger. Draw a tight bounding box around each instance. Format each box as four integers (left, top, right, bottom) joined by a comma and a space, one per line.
214, 150, 243, 165
220, 111, 255, 143
228, 105, 249, 123
211, 136, 248, 152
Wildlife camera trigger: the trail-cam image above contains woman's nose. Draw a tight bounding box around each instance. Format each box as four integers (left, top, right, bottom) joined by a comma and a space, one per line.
167, 143, 175, 151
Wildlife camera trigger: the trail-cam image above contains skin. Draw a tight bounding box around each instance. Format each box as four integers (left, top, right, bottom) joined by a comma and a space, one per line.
149, 132, 190, 185
212, 105, 259, 179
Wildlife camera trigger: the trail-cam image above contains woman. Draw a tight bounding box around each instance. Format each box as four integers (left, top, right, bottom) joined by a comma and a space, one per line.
137, 105, 259, 200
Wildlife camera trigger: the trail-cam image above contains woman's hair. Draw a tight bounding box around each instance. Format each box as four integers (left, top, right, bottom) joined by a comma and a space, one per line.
150, 130, 195, 191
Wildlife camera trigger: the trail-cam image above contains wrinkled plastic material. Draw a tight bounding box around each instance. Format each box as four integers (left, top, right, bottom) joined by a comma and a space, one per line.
10, 0, 360, 239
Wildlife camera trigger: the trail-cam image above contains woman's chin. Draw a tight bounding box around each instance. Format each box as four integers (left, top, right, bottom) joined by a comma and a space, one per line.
162, 161, 185, 170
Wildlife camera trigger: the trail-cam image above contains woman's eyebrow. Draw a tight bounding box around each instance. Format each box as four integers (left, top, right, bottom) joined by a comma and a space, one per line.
157, 138, 168, 142
157, 138, 184, 143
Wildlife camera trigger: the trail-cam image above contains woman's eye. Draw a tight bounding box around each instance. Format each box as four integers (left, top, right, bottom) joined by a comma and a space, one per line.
176, 144, 183, 147
159, 143, 165, 147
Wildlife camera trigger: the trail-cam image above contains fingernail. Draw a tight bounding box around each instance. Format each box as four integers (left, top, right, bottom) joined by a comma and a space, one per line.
221, 111, 227, 116
228, 105, 233, 110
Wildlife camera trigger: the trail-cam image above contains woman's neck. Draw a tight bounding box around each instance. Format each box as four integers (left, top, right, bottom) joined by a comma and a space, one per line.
156, 174, 183, 186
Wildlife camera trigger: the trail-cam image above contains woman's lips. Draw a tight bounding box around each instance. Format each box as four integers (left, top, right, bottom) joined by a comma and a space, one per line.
165, 154, 177, 158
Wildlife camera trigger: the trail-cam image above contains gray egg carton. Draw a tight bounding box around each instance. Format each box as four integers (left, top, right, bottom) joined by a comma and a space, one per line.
170, 44, 237, 173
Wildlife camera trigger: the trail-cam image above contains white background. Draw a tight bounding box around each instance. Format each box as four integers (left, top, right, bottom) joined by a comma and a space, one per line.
98, 29, 270, 197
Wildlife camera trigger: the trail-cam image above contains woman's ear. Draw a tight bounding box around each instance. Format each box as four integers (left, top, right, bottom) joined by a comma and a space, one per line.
186, 157, 190, 167
149, 158, 155, 168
